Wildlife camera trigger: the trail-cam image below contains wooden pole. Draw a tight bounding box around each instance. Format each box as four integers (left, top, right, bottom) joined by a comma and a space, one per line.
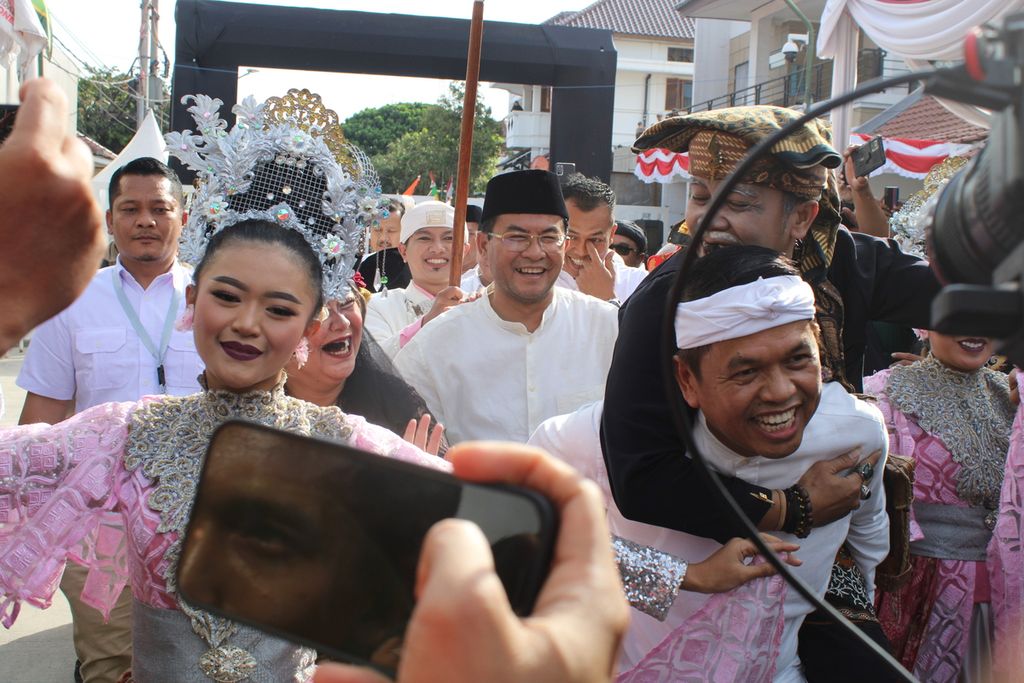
449, 0, 484, 286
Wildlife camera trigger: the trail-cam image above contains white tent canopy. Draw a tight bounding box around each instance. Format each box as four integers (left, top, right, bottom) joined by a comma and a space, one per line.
91, 109, 168, 210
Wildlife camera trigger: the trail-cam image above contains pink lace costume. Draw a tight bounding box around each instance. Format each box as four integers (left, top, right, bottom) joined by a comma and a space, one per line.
0, 380, 446, 682
866, 364, 1018, 682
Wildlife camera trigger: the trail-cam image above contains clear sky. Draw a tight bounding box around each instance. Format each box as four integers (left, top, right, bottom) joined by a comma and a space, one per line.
44, 0, 595, 122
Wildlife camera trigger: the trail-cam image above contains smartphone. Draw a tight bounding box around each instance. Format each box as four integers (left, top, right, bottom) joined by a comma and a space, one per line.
0, 105, 18, 146
852, 135, 886, 178
177, 420, 557, 674
883, 186, 900, 212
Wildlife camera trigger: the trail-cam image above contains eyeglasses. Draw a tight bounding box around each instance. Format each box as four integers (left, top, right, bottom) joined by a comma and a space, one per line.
488, 231, 566, 253
610, 243, 638, 256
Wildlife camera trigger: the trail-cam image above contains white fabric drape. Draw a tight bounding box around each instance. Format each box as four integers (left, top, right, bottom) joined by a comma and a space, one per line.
818, 0, 1023, 138
818, 0, 1024, 62
0, 0, 45, 76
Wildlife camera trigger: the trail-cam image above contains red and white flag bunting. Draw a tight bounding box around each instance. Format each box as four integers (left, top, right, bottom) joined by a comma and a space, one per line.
849, 133, 976, 179
635, 134, 978, 184
634, 148, 690, 184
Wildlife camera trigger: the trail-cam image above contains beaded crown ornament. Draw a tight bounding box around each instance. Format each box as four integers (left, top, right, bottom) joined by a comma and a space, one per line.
166, 89, 387, 300
889, 155, 970, 259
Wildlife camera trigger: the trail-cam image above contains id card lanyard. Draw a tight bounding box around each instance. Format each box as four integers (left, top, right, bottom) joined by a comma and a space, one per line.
112, 270, 180, 391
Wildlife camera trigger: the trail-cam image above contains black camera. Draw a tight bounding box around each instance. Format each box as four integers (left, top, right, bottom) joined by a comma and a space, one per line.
921, 14, 1024, 364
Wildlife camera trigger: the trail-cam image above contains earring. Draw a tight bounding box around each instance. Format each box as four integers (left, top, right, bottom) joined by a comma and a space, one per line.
174, 304, 194, 332
293, 337, 310, 369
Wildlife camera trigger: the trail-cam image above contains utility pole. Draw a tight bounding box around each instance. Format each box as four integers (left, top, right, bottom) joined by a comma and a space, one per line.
136, 0, 149, 128
148, 0, 161, 124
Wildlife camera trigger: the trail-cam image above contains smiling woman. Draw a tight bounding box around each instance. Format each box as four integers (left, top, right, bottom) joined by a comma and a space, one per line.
0, 91, 449, 683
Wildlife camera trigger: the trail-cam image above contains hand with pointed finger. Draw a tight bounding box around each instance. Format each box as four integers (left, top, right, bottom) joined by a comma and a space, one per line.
683, 534, 802, 594
402, 414, 445, 456
422, 286, 468, 326
572, 243, 616, 301
0, 78, 105, 354
313, 442, 629, 683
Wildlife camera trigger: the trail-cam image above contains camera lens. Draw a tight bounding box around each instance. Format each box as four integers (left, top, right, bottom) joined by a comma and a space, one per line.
926, 110, 1024, 285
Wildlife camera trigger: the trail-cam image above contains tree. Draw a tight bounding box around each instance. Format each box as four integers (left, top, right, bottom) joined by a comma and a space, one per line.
342, 102, 431, 157
77, 65, 169, 153
373, 83, 504, 195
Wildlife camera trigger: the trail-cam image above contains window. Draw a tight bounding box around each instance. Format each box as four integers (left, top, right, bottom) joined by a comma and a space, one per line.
536, 88, 552, 113
668, 47, 694, 63
733, 61, 750, 104
665, 78, 692, 111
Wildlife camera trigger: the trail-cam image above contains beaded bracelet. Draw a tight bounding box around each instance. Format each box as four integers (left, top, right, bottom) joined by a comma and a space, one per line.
783, 484, 813, 538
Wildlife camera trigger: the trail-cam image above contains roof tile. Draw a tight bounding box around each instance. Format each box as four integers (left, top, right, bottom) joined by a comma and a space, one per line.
545, 0, 695, 41
873, 95, 987, 145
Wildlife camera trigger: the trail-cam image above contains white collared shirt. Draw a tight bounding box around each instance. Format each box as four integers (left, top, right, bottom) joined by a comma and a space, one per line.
556, 251, 648, 303
395, 287, 618, 443
18, 259, 203, 413
529, 384, 889, 682
364, 283, 436, 360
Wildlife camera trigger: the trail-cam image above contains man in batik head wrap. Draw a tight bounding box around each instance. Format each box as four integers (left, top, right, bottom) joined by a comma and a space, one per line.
601, 106, 939, 682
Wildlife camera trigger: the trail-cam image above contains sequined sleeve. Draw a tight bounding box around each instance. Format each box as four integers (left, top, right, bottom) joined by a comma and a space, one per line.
0, 401, 135, 627
613, 535, 688, 621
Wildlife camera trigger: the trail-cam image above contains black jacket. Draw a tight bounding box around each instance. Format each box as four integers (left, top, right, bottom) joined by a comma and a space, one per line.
600, 228, 940, 542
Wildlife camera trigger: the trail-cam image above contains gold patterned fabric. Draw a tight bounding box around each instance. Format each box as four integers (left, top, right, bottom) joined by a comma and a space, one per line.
634, 106, 843, 283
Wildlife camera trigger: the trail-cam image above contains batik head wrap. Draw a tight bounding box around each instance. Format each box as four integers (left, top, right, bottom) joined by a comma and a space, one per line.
634, 106, 843, 284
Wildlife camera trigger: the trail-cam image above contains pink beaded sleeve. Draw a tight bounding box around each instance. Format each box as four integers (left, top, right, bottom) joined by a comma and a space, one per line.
0, 402, 136, 626
345, 414, 452, 473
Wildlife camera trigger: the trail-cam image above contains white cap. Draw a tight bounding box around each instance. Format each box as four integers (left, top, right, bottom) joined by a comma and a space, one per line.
400, 201, 455, 243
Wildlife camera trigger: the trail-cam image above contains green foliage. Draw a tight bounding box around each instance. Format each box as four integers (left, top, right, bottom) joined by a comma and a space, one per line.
342, 102, 431, 157
370, 83, 504, 195
77, 65, 168, 153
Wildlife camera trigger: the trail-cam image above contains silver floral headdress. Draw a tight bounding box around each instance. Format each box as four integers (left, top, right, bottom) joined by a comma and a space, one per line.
167, 89, 387, 300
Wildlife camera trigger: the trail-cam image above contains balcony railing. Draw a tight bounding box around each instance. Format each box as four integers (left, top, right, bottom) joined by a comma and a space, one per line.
685, 49, 914, 114
504, 110, 551, 149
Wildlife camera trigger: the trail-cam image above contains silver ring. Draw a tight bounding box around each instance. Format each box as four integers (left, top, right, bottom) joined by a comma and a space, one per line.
854, 461, 875, 481
860, 483, 871, 500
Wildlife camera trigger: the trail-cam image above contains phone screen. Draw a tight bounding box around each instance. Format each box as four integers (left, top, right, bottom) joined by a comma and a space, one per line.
177, 420, 556, 673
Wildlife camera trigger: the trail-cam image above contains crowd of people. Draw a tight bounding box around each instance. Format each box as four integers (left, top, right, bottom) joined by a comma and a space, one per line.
0, 75, 1021, 683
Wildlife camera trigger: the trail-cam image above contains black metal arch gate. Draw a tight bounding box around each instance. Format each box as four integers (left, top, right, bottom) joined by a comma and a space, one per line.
171, 0, 617, 182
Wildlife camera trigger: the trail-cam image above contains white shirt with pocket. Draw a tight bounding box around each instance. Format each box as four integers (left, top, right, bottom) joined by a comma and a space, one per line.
394, 287, 618, 444
18, 260, 203, 413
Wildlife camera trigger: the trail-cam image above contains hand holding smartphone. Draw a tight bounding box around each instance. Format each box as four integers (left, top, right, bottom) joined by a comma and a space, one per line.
177, 422, 557, 675
851, 136, 886, 179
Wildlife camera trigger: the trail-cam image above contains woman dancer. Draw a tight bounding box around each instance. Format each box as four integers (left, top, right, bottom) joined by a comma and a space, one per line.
866, 332, 1014, 681
0, 92, 445, 682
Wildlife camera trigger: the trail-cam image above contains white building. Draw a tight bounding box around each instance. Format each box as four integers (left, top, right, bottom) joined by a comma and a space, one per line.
495, 0, 699, 252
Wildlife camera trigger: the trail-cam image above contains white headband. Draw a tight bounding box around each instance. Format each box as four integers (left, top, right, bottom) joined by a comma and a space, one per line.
675, 275, 816, 349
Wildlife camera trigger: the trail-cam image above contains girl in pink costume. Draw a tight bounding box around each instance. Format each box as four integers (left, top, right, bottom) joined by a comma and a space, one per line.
0, 221, 443, 682
866, 332, 1015, 682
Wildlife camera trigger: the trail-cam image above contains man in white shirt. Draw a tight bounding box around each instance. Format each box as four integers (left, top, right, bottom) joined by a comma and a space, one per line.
395, 170, 618, 443
365, 200, 472, 359
621, 246, 887, 681
556, 173, 648, 304
17, 156, 202, 683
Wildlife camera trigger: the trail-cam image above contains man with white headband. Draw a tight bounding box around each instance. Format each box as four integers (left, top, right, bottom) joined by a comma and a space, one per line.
603, 105, 935, 681
630, 245, 888, 681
